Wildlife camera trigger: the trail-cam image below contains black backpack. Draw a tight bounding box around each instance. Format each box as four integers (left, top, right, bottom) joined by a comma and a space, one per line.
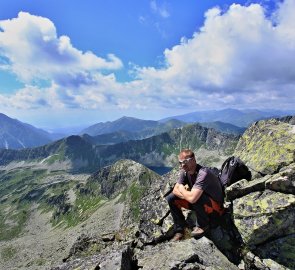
219, 156, 252, 188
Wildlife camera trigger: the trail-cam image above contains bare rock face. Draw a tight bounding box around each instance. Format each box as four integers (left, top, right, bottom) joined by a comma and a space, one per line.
233, 190, 295, 246
52, 244, 136, 270
227, 118, 295, 269
136, 238, 239, 270
234, 119, 295, 175
255, 234, 295, 270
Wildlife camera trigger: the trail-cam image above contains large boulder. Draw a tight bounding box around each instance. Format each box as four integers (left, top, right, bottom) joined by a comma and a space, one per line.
233, 190, 295, 246
265, 162, 295, 194
234, 119, 295, 175
225, 162, 295, 201
136, 237, 239, 270
254, 234, 295, 269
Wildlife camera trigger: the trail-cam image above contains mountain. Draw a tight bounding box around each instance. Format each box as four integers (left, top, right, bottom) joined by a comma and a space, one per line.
81, 116, 160, 136
199, 121, 246, 135
160, 108, 295, 127
80, 116, 186, 137
0, 123, 239, 172
0, 117, 294, 270
81, 119, 188, 145
81, 131, 137, 145
0, 113, 56, 149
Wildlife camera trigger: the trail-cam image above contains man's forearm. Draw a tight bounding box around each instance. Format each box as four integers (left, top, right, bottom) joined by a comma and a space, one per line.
178, 184, 203, 204
172, 183, 185, 199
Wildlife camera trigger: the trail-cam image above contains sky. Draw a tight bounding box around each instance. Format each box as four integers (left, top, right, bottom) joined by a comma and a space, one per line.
0, 0, 294, 130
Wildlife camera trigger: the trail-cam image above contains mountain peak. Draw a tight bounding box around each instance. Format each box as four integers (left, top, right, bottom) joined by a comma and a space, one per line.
0, 112, 53, 149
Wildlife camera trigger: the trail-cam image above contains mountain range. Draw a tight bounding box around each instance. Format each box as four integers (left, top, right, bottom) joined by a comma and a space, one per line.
0, 123, 239, 173
1, 108, 294, 150
161, 108, 295, 127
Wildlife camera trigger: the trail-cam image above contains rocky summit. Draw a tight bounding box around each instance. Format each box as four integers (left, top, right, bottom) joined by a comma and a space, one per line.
0, 117, 294, 270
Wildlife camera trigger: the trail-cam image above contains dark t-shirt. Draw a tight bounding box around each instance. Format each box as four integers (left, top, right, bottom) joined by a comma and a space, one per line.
177, 165, 224, 203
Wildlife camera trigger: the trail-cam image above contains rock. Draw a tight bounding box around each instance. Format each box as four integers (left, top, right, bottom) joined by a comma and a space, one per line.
234, 119, 295, 175
261, 259, 289, 270
243, 250, 290, 270
63, 233, 110, 262
52, 244, 136, 270
208, 213, 243, 265
226, 163, 295, 201
265, 163, 295, 194
137, 169, 177, 244
225, 177, 268, 201
243, 251, 270, 270
136, 237, 239, 270
233, 190, 295, 246
254, 234, 295, 270
277, 115, 295, 125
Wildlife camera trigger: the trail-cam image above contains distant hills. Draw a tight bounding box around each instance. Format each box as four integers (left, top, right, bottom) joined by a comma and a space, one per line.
80, 116, 186, 137
0, 123, 239, 172
0, 113, 63, 149
160, 108, 295, 127
0, 114, 188, 149
1, 108, 294, 150
198, 121, 246, 135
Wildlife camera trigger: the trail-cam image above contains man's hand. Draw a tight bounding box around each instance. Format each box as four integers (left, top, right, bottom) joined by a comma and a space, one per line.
184, 184, 190, 191
172, 183, 185, 199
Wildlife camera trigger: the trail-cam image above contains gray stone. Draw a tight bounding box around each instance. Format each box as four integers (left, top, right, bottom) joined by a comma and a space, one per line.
136, 237, 239, 270
233, 190, 295, 246
255, 234, 295, 270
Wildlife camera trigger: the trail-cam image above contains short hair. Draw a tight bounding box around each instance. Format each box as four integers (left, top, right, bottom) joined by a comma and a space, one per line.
179, 149, 195, 158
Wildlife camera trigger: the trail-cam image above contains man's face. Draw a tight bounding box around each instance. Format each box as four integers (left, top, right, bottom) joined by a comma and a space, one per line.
178, 153, 196, 175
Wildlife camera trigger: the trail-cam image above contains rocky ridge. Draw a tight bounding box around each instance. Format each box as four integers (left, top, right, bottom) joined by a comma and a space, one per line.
0, 117, 294, 270
49, 117, 295, 270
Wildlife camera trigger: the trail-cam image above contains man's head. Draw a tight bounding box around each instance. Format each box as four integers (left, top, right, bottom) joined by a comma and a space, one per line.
178, 149, 197, 175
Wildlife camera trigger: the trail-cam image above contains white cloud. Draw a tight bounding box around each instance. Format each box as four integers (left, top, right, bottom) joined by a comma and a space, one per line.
0, 1, 295, 116
135, 0, 295, 110
0, 12, 123, 84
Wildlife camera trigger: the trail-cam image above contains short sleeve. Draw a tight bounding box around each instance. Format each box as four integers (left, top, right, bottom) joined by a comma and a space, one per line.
192, 168, 208, 190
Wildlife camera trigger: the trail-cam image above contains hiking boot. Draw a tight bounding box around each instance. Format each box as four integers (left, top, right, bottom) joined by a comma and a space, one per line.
170, 232, 184, 241
191, 226, 209, 238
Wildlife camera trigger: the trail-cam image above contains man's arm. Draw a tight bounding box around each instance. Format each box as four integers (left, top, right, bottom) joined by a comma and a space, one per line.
176, 184, 203, 203
172, 183, 185, 199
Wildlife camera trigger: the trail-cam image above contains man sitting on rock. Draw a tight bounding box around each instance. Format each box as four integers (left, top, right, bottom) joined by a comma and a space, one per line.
166, 149, 224, 241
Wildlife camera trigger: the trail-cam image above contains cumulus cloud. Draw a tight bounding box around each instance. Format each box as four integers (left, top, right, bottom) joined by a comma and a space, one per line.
0, 12, 123, 85
136, 0, 295, 109
0, 1, 295, 114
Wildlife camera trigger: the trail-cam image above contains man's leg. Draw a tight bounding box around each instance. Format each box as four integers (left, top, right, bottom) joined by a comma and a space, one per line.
190, 193, 224, 237
190, 193, 211, 229
166, 192, 190, 233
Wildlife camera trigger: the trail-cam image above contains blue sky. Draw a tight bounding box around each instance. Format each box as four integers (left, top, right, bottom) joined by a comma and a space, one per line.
0, 0, 294, 130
